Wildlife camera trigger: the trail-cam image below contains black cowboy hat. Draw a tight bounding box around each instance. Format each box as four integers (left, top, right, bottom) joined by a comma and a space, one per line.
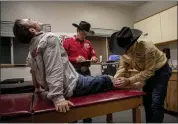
72, 21, 94, 35
109, 27, 142, 55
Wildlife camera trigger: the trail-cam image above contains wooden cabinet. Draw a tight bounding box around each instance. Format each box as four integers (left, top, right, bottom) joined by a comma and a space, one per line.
164, 72, 178, 112
134, 14, 162, 44
134, 18, 149, 41
160, 6, 177, 42
147, 14, 162, 44
134, 5, 177, 44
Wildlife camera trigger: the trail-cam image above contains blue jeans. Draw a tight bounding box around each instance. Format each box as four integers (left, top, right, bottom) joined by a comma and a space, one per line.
73, 74, 113, 97
72, 74, 113, 123
75, 68, 91, 122
143, 63, 172, 123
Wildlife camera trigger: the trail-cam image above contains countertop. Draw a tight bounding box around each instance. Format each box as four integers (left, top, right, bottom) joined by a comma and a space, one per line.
172, 70, 177, 73
1, 64, 177, 73
0, 64, 28, 68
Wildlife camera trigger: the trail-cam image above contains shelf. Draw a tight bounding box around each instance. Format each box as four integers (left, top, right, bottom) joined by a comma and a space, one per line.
154, 39, 177, 46
0, 64, 28, 68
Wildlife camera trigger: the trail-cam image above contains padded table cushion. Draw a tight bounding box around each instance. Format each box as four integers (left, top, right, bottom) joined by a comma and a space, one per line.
0, 93, 33, 117
32, 90, 145, 113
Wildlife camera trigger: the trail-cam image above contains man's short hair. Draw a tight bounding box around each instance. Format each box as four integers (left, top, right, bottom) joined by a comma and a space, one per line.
13, 19, 34, 44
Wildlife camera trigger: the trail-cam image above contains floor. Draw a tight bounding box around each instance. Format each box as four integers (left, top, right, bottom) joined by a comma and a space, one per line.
78, 106, 178, 123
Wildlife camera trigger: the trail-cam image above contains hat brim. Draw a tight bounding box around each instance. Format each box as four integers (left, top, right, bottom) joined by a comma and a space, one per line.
109, 29, 142, 55
109, 32, 126, 55
72, 23, 94, 35
72, 23, 86, 32
131, 29, 142, 42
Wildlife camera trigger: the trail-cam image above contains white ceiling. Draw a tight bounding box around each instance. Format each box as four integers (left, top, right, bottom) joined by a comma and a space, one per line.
112, 1, 148, 7
88, 1, 148, 8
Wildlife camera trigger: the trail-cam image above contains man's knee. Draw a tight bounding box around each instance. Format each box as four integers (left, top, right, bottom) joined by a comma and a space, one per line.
102, 75, 112, 83
151, 100, 164, 112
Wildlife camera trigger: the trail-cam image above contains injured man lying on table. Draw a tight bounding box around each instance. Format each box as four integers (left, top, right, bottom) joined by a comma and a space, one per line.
12, 19, 144, 113
28, 33, 144, 113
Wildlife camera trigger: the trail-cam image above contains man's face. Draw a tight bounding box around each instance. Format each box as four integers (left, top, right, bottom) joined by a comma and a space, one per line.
77, 29, 87, 41
21, 19, 42, 32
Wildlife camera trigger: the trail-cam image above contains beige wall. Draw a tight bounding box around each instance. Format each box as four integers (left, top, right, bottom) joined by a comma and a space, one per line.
0, 65, 102, 81
1, 67, 31, 81
1, 1, 134, 33
1, 1, 135, 81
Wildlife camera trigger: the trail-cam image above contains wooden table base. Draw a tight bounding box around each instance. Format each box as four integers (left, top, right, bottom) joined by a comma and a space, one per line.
32, 96, 143, 123
132, 107, 141, 123
106, 113, 113, 123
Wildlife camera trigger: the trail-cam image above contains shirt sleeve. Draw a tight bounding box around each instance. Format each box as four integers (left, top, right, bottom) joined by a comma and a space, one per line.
26, 52, 32, 68
114, 56, 130, 78
129, 50, 156, 84
43, 35, 65, 104
63, 39, 77, 63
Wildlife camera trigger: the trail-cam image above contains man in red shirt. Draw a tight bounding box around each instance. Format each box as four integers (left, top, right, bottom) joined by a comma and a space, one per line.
63, 21, 98, 76
63, 21, 98, 123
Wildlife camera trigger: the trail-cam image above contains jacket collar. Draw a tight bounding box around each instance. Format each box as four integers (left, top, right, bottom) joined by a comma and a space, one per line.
30, 31, 44, 45
73, 35, 86, 43
126, 41, 138, 55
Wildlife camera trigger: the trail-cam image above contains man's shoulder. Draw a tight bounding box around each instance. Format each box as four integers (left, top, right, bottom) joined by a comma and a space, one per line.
64, 37, 74, 43
138, 41, 154, 47
138, 40, 154, 49
137, 41, 158, 55
43, 32, 58, 38
39, 32, 59, 48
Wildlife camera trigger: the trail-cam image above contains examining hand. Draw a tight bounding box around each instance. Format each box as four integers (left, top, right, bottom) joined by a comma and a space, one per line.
54, 100, 74, 113
113, 77, 130, 88
76, 56, 86, 63
91, 56, 98, 63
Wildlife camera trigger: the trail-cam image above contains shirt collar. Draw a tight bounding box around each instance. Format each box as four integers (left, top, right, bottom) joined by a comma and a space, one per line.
126, 41, 138, 54
30, 31, 44, 45
73, 35, 86, 43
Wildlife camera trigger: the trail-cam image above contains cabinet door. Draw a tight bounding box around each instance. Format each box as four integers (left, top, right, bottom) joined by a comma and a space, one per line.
160, 6, 177, 42
146, 14, 162, 44
134, 14, 162, 44
134, 19, 149, 41
166, 81, 178, 112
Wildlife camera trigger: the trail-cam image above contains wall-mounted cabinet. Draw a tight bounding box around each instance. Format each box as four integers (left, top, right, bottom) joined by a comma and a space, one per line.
164, 72, 178, 112
160, 6, 177, 42
134, 6, 177, 44
147, 14, 162, 44
134, 17, 149, 41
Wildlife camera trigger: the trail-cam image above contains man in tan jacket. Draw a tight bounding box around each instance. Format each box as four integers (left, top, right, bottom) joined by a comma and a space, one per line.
109, 27, 172, 123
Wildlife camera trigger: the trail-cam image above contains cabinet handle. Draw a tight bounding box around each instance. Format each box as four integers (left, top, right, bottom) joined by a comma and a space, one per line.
143, 33, 148, 36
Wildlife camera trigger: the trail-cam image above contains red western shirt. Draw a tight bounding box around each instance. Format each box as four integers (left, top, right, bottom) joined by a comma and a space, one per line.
63, 36, 96, 68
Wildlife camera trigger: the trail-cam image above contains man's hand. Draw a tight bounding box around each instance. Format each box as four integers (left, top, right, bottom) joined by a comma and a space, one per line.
54, 100, 74, 113
76, 56, 85, 63
91, 56, 98, 63
114, 77, 130, 88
